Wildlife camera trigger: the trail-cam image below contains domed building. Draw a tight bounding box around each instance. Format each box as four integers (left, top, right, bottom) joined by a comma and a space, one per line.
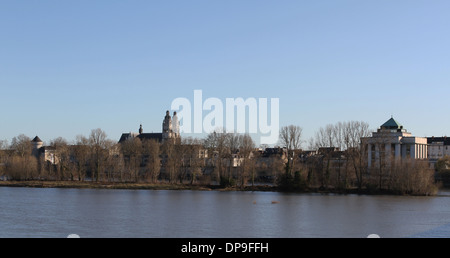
361, 117, 428, 168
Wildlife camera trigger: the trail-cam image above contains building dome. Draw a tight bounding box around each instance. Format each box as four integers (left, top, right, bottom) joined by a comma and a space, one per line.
381, 117, 402, 130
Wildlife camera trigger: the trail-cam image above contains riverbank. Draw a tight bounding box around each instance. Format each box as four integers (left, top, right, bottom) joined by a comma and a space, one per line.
0, 180, 277, 192
0, 180, 440, 196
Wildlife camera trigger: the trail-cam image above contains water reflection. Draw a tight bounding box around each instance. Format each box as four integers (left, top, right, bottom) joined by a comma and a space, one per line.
0, 187, 449, 238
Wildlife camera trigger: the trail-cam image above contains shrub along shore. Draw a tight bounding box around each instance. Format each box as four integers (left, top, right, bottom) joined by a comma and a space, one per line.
0, 180, 439, 196
0, 180, 274, 192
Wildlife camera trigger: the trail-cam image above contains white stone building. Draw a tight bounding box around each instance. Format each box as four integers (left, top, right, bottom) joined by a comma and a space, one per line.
361, 118, 428, 168
31, 136, 58, 164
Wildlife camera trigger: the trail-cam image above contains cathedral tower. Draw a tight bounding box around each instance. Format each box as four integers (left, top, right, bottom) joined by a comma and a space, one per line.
172, 111, 180, 138
162, 110, 173, 140
162, 110, 180, 142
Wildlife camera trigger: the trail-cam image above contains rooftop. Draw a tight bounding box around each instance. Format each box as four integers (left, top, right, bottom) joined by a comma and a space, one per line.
119, 133, 163, 143
381, 117, 403, 130
31, 136, 43, 143
428, 136, 450, 145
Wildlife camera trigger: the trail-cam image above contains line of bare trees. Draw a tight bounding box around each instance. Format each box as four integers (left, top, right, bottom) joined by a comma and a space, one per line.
203, 129, 257, 188
277, 121, 437, 195
0, 123, 439, 195
0, 128, 261, 187
275, 122, 372, 192
0, 130, 120, 182
309, 121, 372, 190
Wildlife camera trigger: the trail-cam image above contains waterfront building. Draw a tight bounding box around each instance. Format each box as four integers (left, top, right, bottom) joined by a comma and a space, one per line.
361, 117, 428, 168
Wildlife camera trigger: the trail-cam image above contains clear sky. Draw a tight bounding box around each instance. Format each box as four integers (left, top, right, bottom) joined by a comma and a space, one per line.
1, 0, 450, 146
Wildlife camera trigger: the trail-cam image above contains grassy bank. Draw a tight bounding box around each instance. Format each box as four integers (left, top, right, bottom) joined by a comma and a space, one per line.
0, 180, 277, 192
0, 180, 438, 196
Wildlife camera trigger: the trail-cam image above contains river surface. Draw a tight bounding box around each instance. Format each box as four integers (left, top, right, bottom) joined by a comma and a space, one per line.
0, 187, 449, 238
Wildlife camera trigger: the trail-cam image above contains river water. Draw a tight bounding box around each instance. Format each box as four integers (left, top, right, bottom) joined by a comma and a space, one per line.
0, 187, 449, 238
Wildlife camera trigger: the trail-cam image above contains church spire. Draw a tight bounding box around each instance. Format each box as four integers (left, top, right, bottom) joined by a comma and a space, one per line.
172, 111, 180, 136
162, 110, 172, 134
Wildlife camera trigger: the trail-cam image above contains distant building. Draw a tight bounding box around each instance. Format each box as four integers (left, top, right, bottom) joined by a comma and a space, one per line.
119, 111, 180, 144
361, 117, 428, 168
318, 147, 340, 155
427, 137, 450, 168
31, 136, 58, 164
262, 147, 287, 159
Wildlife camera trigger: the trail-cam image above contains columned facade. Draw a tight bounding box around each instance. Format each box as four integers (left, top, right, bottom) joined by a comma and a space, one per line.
362, 118, 428, 169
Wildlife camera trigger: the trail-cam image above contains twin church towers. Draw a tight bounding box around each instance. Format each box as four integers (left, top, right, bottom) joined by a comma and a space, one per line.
162, 110, 180, 140
119, 111, 180, 143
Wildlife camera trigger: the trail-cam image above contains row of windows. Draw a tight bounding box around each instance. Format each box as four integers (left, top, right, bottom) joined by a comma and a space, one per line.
370, 145, 448, 151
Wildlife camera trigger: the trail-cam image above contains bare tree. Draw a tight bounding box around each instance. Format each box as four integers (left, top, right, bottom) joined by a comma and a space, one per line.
0, 140, 7, 178
345, 121, 370, 190
238, 134, 255, 188
204, 129, 230, 185
105, 143, 124, 182
72, 135, 90, 181
142, 139, 161, 183
179, 137, 205, 185
6, 135, 39, 180
10, 134, 32, 158
280, 125, 303, 154
191, 138, 207, 185
314, 125, 334, 149
49, 137, 71, 180
311, 121, 370, 190
314, 124, 336, 188
121, 137, 143, 182
279, 125, 303, 176
7, 155, 38, 180
0, 140, 8, 151
225, 132, 241, 186
161, 139, 179, 183
89, 128, 109, 182
277, 125, 303, 190
389, 158, 437, 195
177, 140, 191, 184
371, 130, 393, 190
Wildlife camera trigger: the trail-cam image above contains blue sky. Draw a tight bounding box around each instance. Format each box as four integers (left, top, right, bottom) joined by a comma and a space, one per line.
1, 0, 450, 146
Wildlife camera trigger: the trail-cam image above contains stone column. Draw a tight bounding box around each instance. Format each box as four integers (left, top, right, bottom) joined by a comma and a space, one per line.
375, 144, 380, 167
422, 144, 427, 159
385, 144, 391, 166
411, 144, 416, 159
395, 144, 401, 158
